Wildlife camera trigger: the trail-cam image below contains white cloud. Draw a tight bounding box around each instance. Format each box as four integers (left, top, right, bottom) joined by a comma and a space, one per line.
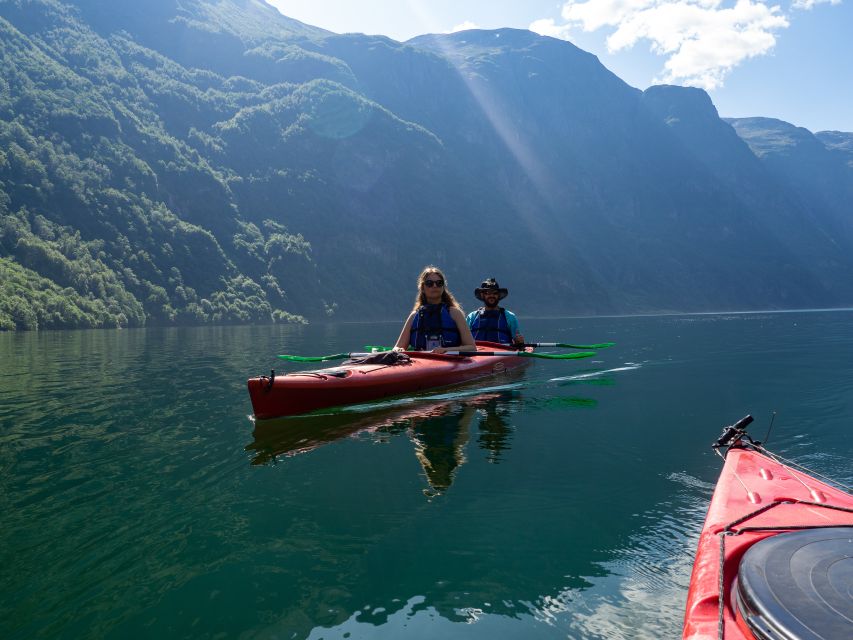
531, 0, 793, 90
792, 0, 840, 9
449, 20, 481, 33
529, 18, 575, 40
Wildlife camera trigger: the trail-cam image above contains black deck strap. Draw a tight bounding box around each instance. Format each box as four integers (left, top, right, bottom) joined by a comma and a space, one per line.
344, 351, 413, 366
725, 500, 853, 534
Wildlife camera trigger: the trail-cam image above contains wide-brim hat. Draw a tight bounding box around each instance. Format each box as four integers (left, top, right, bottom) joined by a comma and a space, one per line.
474, 278, 508, 301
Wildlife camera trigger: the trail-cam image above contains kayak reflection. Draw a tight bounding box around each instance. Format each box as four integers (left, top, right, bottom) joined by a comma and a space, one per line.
247, 391, 520, 495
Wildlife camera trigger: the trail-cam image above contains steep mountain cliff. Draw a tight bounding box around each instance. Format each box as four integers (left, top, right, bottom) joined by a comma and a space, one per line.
1, 0, 851, 330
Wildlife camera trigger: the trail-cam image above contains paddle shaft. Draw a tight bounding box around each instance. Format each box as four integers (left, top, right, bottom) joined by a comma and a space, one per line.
277, 352, 366, 362
441, 350, 595, 360
521, 342, 615, 349
279, 349, 596, 362
366, 342, 613, 352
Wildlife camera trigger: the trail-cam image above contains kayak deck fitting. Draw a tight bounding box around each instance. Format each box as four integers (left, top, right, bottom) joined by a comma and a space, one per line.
248, 341, 534, 419
683, 415, 853, 640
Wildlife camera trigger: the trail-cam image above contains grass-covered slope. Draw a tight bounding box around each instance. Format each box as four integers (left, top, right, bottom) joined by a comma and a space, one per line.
0, 0, 319, 328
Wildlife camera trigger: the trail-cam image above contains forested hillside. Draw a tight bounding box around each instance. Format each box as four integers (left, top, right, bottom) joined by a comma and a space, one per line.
1, 0, 852, 330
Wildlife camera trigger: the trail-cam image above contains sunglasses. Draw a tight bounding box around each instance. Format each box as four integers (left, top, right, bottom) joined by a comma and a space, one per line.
423, 279, 444, 288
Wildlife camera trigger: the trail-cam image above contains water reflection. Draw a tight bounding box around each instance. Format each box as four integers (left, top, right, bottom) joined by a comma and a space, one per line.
248, 392, 522, 497
476, 397, 515, 464
409, 394, 521, 496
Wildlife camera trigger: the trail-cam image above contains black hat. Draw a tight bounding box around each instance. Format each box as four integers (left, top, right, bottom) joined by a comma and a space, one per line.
474, 278, 508, 301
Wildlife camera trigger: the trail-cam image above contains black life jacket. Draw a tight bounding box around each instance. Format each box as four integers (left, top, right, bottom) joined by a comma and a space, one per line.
410, 304, 461, 350
469, 307, 513, 344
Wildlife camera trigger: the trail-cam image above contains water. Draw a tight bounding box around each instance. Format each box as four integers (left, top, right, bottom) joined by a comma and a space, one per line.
2, 311, 852, 639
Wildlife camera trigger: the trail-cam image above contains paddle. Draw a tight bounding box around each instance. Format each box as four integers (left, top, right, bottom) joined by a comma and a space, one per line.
277, 352, 372, 362
279, 350, 596, 362
521, 342, 615, 349
365, 342, 614, 351
441, 350, 596, 360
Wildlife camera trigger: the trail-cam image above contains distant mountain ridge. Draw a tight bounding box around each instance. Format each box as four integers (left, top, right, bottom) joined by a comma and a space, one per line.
1, 0, 852, 330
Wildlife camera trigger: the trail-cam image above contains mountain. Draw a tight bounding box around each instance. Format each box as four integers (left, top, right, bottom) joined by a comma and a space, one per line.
2, 0, 852, 330
726, 118, 853, 271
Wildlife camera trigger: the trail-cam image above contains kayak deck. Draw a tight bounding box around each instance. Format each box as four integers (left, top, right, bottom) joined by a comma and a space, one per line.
683, 439, 853, 640
248, 342, 532, 419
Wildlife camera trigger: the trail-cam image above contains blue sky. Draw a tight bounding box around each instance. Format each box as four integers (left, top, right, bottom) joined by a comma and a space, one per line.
269, 1, 852, 133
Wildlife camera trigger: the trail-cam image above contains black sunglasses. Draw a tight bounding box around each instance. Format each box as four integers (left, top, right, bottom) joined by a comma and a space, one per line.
423, 279, 444, 288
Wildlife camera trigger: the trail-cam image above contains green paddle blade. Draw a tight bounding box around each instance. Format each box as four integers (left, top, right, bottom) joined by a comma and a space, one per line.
363, 345, 392, 352
277, 353, 352, 362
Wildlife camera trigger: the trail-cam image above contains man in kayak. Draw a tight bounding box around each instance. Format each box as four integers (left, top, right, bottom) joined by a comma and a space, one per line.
394, 266, 477, 353
466, 278, 524, 348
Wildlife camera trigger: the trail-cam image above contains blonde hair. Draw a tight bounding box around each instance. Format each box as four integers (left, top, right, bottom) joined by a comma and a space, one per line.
410, 265, 462, 313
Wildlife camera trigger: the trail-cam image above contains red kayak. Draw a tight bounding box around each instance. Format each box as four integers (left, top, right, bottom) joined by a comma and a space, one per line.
248, 341, 533, 419
683, 416, 853, 640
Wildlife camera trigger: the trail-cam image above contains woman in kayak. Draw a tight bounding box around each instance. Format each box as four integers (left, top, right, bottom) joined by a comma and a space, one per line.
394, 266, 477, 353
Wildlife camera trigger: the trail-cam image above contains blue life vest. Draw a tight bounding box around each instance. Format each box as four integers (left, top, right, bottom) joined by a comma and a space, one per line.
469, 307, 513, 343
410, 304, 461, 350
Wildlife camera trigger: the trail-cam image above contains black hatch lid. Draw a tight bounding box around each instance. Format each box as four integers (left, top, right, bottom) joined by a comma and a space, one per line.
735, 526, 853, 640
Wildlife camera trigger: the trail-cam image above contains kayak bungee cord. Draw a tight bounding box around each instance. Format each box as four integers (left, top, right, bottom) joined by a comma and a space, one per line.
717, 534, 726, 640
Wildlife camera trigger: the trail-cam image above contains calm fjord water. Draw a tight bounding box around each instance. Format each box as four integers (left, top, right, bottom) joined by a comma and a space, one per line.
2, 311, 852, 639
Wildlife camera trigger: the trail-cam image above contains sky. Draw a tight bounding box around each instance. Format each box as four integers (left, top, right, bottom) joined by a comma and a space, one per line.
268, 0, 853, 133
